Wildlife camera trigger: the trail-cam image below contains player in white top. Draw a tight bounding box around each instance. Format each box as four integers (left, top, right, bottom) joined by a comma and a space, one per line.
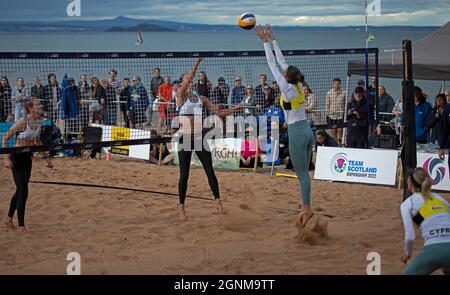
2, 97, 53, 231
400, 167, 450, 274
256, 24, 315, 226
175, 58, 243, 221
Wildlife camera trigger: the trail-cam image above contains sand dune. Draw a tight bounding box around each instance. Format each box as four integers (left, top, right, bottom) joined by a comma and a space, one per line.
1, 156, 448, 274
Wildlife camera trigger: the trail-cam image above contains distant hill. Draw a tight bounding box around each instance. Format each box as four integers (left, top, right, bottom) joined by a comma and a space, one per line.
105, 23, 176, 32
0, 16, 441, 32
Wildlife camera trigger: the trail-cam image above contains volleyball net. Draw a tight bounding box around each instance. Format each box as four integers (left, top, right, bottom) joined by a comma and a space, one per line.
0, 48, 378, 154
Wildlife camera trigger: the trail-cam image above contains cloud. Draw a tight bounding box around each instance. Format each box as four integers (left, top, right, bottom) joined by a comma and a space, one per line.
284, 10, 440, 26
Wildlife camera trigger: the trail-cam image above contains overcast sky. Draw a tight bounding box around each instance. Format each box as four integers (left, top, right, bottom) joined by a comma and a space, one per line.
2, 0, 449, 26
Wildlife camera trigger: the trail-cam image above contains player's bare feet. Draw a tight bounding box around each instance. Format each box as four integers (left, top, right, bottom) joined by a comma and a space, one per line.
215, 199, 226, 214
297, 205, 314, 226
3, 217, 14, 228
179, 204, 188, 222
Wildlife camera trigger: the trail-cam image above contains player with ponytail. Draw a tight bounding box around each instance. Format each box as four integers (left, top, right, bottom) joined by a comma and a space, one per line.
400, 167, 450, 274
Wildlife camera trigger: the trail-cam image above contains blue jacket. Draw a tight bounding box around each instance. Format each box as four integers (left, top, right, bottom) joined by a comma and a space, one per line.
415, 101, 432, 143
60, 74, 79, 119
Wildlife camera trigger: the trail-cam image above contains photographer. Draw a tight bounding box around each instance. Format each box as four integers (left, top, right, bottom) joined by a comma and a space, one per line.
426, 94, 446, 144
346, 86, 368, 148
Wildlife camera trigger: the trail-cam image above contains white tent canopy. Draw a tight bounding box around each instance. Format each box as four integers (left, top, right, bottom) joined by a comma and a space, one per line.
348, 22, 450, 81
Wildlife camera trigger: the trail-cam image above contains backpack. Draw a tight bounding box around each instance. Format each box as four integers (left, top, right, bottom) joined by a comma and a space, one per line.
40, 120, 62, 146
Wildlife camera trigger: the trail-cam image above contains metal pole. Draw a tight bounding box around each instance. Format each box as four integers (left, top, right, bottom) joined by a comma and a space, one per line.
364, 0, 370, 89
375, 49, 380, 122
343, 75, 351, 145
364, 0, 372, 148
401, 39, 416, 201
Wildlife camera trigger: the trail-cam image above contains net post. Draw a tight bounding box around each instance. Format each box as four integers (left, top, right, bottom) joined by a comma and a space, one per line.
401, 39, 416, 201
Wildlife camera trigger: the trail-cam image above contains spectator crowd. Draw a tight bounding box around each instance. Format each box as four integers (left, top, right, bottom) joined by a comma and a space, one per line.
1, 67, 449, 168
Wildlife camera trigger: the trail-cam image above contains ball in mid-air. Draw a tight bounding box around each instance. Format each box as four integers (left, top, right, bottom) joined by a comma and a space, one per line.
238, 13, 256, 30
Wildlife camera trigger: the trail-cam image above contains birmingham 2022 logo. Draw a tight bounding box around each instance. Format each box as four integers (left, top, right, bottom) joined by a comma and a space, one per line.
331, 153, 348, 176
423, 157, 446, 185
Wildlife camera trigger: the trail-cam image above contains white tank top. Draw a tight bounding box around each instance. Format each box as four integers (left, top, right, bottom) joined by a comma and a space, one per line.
16, 117, 41, 140
178, 97, 203, 116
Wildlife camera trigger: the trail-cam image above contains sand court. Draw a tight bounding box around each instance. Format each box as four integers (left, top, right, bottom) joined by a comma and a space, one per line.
1, 156, 448, 274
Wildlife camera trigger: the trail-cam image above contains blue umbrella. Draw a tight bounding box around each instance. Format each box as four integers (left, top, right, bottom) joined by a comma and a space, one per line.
60, 74, 79, 119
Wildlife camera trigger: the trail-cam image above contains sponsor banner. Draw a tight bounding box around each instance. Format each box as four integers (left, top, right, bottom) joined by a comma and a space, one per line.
111, 127, 131, 156
209, 138, 241, 170
417, 152, 450, 191
173, 138, 242, 170
91, 124, 150, 160
314, 146, 398, 185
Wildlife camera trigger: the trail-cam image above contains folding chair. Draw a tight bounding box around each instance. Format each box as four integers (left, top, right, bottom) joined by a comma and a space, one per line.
81, 126, 103, 159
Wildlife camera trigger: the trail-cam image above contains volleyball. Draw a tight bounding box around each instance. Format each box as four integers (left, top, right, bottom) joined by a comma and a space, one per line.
238, 12, 256, 30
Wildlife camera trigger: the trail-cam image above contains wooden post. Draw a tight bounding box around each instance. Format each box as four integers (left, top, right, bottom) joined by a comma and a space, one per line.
270, 139, 278, 176
253, 139, 259, 174
397, 157, 403, 190
158, 143, 164, 166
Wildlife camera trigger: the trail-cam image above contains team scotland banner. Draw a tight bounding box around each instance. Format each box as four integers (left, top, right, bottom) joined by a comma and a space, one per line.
314, 146, 398, 185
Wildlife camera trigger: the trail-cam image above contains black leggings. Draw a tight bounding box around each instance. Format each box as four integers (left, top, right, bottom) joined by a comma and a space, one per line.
178, 135, 220, 205
0, 99, 5, 122
8, 152, 32, 227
